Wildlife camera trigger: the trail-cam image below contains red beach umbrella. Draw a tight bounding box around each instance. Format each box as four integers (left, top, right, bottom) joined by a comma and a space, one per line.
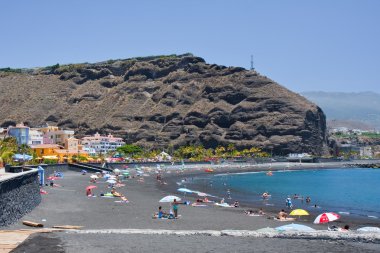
47, 176, 59, 181
313, 212, 340, 224
86, 185, 97, 191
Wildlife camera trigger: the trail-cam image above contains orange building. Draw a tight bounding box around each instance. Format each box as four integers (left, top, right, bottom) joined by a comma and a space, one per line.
31, 137, 89, 163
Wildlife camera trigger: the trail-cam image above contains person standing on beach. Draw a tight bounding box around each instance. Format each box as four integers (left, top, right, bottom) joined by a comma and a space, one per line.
285, 197, 293, 209
172, 199, 178, 218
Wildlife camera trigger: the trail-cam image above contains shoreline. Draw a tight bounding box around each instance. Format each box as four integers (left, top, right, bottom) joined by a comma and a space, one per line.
157, 162, 380, 229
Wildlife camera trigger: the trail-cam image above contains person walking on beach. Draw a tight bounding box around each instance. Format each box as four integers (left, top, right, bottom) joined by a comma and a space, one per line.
172, 199, 179, 218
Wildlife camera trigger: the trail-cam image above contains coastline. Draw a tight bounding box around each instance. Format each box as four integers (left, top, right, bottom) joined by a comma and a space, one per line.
157, 161, 380, 229
4, 164, 380, 252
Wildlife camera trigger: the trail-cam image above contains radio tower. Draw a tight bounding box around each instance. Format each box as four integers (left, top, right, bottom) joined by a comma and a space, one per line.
250, 55, 254, 70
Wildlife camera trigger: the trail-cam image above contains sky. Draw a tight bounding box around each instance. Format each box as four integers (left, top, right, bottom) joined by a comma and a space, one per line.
1, 0, 379, 93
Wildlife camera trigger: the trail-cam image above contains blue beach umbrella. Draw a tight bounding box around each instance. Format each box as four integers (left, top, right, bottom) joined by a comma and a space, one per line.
275, 224, 316, 232
357, 227, 380, 232
177, 188, 194, 194
13, 154, 33, 161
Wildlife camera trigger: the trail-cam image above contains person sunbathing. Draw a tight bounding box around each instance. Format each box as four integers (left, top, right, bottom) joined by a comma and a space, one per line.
258, 208, 266, 215
120, 196, 129, 202
111, 188, 122, 197
277, 209, 288, 220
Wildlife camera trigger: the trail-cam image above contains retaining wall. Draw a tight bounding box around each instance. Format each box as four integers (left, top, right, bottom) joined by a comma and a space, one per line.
0, 170, 41, 227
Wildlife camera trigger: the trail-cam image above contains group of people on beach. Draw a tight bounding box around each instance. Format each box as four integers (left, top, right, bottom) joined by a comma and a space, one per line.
154, 199, 179, 219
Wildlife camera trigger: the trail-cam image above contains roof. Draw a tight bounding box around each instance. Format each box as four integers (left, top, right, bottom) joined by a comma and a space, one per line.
31, 144, 61, 149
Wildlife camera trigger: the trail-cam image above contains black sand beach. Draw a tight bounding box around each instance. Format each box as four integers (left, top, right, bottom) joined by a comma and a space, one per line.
6, 163, 380, 252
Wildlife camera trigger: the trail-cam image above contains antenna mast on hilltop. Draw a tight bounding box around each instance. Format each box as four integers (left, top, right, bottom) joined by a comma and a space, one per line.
250, 55, 254, 70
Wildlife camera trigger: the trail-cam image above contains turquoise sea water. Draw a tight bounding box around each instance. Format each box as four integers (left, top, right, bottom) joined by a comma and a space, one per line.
187, 168, 380, 219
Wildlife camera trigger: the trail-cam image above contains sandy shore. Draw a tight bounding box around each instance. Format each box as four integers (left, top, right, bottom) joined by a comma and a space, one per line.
4, 164, 380, 252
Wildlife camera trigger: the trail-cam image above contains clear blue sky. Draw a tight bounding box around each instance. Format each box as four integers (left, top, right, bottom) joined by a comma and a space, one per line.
1, 0, 379, 93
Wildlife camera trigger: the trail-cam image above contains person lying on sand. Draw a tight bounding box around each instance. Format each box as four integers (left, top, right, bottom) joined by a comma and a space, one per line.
120, 196, 128, 202
329, 225, 350, 232
245, 208, 266, 216
111, 188, 122, 197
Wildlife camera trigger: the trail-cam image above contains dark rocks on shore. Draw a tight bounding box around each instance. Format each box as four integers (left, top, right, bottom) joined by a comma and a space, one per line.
0, 171, 41, 227
0, 54, 328, 155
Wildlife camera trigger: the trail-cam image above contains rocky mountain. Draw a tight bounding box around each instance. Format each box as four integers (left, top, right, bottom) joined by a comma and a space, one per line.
302, 91, 380, 130
0, 54, 328, 155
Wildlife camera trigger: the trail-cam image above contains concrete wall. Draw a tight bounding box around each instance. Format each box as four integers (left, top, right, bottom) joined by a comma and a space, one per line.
0, 170, 41, 227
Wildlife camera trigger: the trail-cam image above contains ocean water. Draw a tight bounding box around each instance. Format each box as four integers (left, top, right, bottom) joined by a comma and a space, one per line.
186, 168, 380, 219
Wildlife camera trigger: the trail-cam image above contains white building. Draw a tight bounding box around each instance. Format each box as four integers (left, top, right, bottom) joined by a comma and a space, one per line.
81, 132, 125, 154
360, 146, 373, 158
83, 147, 97, 156
28, 128, 44, 145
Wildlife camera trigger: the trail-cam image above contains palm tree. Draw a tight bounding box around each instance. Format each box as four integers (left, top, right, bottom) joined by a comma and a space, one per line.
0, 137, 18, 165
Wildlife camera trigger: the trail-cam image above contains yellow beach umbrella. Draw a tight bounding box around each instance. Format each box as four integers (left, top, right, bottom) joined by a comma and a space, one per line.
289, 209, 309, 216
289, 209, 309, 220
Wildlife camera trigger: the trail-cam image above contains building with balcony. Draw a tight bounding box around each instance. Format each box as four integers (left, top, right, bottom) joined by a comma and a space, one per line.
28, 129, 44, 145
43, 129, 75, 145
81, 132, 125, 154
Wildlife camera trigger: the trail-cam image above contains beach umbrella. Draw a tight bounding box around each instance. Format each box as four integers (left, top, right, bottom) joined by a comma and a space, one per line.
289, 209, 309, 216
104, 174, 111, 179
114, 169, 121, 173
256, 227, 277, 233
90, 175, 98, 179
159, 195, 181, 203
357, 227, 380, 232
47, 176, 59, 181
177, 188, 193, 194
86, 185, 97, 190
314, 212, 340, 224
275, 224, 316, 232
107, 179, 116, 184
13, 154, 33, 161
289, 209, 309, 220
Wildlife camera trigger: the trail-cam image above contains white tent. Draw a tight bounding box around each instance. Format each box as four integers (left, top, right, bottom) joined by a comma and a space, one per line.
156, 151, 172, 161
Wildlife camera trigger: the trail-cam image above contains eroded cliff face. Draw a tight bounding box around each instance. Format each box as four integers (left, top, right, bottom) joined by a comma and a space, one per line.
0, 54, 328, 155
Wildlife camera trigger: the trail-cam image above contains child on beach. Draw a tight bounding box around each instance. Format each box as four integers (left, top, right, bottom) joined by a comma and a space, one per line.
172, 199, 179, 218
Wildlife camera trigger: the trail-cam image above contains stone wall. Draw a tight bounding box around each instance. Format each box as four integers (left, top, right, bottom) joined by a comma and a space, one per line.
0, 170, 41, 227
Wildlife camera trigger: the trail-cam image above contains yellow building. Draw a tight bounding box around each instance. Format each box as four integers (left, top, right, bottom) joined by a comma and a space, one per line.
31, 138, 89, 163
31, 144, 62, 158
